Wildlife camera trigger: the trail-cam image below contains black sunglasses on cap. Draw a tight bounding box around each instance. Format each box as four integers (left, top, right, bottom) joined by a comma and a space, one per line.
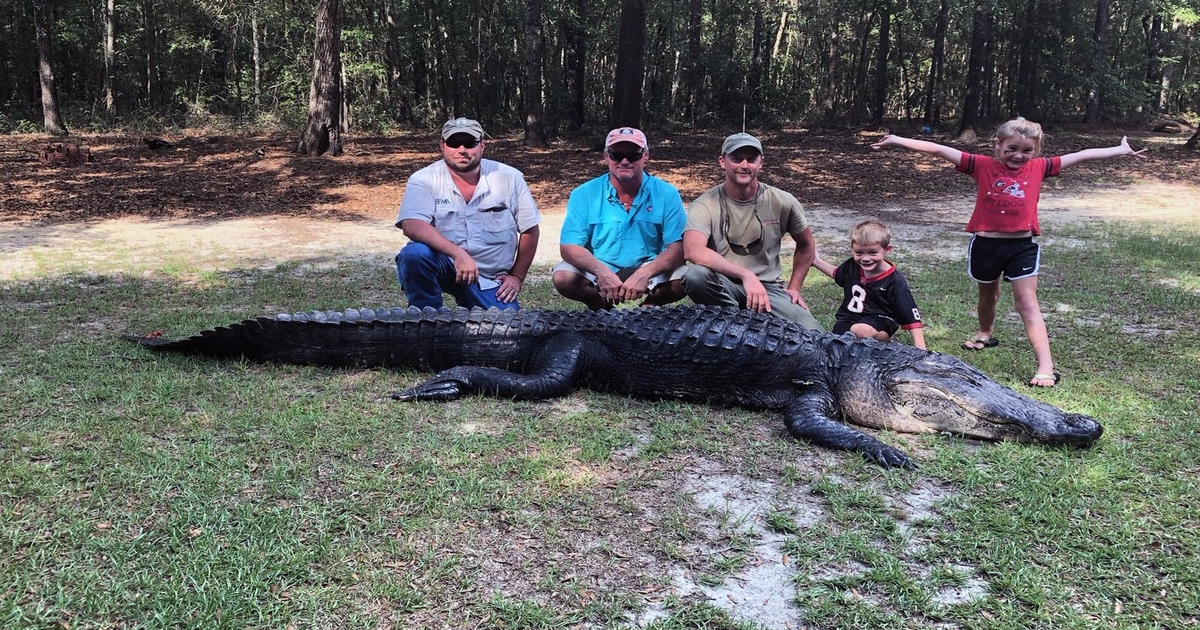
445, 136, 480, 149
606, 148, 644, 163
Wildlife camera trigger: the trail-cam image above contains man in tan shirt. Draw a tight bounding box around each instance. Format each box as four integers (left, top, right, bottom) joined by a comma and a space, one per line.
682, 133, 823, 329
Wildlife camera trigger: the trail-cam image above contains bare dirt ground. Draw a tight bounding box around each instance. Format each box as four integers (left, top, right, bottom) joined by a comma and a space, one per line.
2, 126, 1198, 628
2, 126, 1198, 282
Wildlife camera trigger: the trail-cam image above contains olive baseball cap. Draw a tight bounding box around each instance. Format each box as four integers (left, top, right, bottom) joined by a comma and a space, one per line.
721, 132, 763, 155
442, 117, 485, 141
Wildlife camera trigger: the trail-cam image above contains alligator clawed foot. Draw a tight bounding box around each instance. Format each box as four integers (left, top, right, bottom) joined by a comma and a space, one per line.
866, 445, 918, 470
392, 379, 465, 402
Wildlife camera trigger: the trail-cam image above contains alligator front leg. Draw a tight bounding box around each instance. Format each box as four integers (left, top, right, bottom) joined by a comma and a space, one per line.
783, 395, 916, 469
392, 333, 594, 402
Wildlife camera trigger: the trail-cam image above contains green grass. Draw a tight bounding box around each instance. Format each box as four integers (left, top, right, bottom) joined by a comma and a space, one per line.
2, 222, 1199, 629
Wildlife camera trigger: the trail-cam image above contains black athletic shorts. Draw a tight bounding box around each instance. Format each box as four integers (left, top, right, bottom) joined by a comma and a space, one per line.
832, 314, 899, 337
967, 235, 1040, 283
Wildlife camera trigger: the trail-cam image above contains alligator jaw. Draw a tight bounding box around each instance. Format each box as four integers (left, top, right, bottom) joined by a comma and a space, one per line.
834, 346, 1102, 447
884, 366, 1103, 447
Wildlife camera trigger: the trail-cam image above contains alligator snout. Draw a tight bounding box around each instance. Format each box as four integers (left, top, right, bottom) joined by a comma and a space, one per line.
1047, 413, 1104, 447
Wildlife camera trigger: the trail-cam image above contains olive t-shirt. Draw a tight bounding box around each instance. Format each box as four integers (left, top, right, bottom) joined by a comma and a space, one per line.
685, 183, 808, 283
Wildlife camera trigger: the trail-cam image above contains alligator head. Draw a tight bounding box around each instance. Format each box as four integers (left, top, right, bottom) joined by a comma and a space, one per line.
835, 342, 1103, 447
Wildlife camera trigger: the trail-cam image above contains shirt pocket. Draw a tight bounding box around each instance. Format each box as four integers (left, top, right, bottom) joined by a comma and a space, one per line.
629, 212, 664, 250
433, 205, 468, 241
478, 204, 517, 244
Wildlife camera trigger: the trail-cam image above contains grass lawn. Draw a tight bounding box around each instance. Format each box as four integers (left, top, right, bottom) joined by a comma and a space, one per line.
2, 219, 1198, 629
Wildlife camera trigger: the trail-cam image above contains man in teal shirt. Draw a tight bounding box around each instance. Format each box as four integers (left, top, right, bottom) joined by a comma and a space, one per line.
552, 127, 688, 310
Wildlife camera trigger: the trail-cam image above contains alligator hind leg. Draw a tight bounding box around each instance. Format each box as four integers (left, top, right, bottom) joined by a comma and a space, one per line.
392, 333, 594, 402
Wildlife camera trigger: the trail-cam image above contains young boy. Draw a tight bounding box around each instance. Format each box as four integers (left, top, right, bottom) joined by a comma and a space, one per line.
813, 220, 926, 350
871, 118, 1143, 386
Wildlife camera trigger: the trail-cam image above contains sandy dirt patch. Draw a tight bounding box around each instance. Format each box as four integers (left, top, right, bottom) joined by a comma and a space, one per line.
2, 180, 1194, 283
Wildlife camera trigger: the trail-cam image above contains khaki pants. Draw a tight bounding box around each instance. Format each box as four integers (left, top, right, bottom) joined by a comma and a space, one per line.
682, 264, 824, 331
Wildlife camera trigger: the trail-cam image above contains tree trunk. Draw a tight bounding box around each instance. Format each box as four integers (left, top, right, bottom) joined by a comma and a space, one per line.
340, 61, 349, 134
982, 6, 996, 119
1015, 0, 1038, 116
384, 0, 411, 123
922, 0, 948, 123
1084, 0, 1110, 122
230, 21, 243, 112
957, 2, 990, 142
1186, 125, 1200, 149
1143, 10, 1163, 114
898, 15, 910, 121
104, 0, 116, 121
143, 0, 159, 110
1174, 22, 1194, 114
772, 11, 788, 64
523, 0, 547, 147
850, 9, 876, 123
561, 0, 587, 130
298, 0, 343, 156
747, 3, 766, 122
32, 0, 67, 135
252, 2, 262, 110
822, 28, 840, 125
610, 0, 646, 128
872, 0, 891, 124
409, 1, 429, 120
683, 0, 702, 121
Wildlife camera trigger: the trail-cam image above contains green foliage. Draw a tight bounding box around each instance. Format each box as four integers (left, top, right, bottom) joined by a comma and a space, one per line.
8, 0, 1200, 132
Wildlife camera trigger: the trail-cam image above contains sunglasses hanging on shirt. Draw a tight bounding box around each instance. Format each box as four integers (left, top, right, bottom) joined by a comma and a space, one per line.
720, 189, 765, 256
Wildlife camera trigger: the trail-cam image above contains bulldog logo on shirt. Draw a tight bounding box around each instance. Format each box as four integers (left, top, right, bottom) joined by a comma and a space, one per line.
992, 177, 1026, 199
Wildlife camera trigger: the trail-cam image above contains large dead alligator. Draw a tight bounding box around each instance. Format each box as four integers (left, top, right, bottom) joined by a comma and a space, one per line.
130, 305, 1103, 468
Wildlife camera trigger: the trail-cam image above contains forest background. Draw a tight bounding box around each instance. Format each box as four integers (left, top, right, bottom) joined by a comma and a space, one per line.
5, 0, 1200, 144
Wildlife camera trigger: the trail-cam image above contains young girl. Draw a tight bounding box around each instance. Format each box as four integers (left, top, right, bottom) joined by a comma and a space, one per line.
871, 118, 1144, 387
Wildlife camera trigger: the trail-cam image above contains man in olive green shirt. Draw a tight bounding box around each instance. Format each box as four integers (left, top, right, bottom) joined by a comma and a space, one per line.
681, 133, 823, 329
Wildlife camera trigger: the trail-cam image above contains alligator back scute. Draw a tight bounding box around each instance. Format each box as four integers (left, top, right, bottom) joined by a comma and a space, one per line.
566, 307, 802, 402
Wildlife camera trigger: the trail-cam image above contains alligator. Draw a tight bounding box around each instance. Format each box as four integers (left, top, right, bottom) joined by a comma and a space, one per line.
130, 305, 1103, 468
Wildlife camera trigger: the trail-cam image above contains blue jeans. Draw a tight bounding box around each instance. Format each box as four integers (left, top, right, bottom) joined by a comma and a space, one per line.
395, 242, 519, 310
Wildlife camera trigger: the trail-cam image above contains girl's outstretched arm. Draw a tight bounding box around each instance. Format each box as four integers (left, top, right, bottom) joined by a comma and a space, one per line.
1059, 136, 1146, 169
871, 134, 963, 166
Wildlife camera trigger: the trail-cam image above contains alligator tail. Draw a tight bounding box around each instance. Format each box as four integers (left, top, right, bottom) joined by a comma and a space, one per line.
126, 306, 550, 371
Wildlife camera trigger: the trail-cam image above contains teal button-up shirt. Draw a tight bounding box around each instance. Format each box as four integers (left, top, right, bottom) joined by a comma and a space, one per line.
560, 172, 686, 271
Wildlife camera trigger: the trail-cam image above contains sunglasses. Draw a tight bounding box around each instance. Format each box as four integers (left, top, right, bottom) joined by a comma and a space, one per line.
720, 193, 764, 256
445, 137, 480, 149
724, 152, 760, 164
606, 149, 644, 163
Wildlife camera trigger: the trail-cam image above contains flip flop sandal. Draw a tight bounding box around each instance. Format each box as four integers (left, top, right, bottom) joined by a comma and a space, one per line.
962, 336, 1000, 351
1027, 372, 1061, 387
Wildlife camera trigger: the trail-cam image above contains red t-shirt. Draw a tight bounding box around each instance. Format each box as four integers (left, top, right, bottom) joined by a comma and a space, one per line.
957, 152, 1062, 235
